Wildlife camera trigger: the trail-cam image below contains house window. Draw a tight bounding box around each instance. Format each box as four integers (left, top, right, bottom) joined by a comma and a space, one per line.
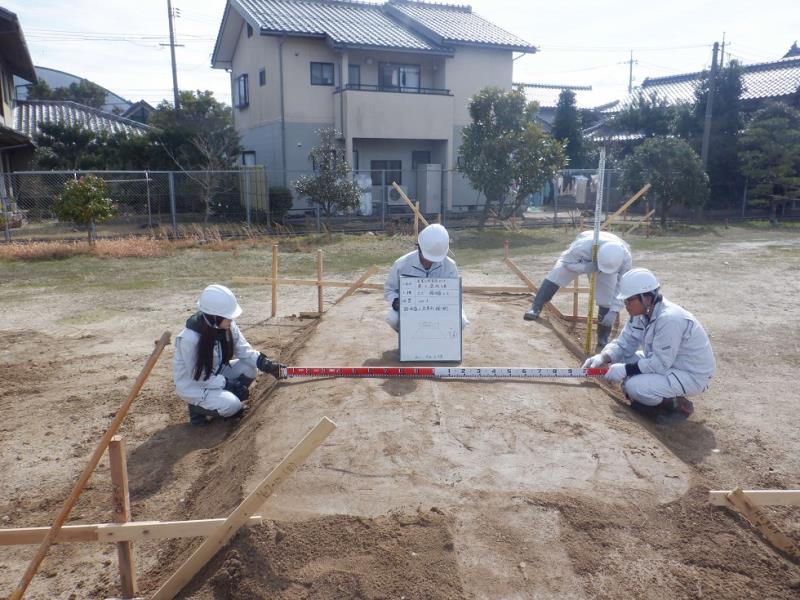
235, 74, 249, 108
348, 64, 360, 88
412, 151, 431, 170
246, 23, 253, 38
370, 160, 402, 186
241, 151, 256, 166
259, 68, 266, 86
310, 62, 334, 86
379, 63, 420, 91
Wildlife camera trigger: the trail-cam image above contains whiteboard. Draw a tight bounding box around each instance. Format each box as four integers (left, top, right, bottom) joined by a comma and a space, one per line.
399, 276, 462, 362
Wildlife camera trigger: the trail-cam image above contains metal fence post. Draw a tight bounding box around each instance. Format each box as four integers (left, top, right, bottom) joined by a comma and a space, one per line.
381, 169, 386, 231
315, 206, 321, 233
145, 171, 153, 230
168, 171, 177, 237
1, 192, 11, 242
244, 169, 252, 227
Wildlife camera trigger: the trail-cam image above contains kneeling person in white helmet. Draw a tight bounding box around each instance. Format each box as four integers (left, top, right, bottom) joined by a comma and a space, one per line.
524, 230, 632, 348
384, 224, 468, 332
173, 284, 286, 425
583, 268, 716, 423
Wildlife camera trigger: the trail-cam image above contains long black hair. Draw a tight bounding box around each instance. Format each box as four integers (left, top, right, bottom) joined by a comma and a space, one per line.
190, 313, 234, 381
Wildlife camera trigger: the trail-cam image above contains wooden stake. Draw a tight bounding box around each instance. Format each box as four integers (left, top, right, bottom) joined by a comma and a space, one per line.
316, 250, 324, 314
601, 183, 651, 230
7, 332, 170, 600
391, 182, 454, 258
572, 277, 579, 320
503, 240, 509, 259
725, 488, 800, 562
271, 244, 278, 318
150, 417, 336, 600
109, 437, 137, 598
414, 201, 420, 238
626, 209, 656, 235
333, 266, 379, 305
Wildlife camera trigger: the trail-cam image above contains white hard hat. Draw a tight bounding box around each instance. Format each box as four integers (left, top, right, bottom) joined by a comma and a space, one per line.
197, 284, 242, 319
418, 224, 449, 263
597, 242, 626, 274
616, 268, 660, 300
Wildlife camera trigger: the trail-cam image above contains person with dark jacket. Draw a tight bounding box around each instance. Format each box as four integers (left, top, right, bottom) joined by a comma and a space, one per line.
173, 284, 285, 425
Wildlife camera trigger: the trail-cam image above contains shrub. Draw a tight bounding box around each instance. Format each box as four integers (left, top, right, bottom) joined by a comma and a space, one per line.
269, 186, 294, 224
53, 175, 115, 245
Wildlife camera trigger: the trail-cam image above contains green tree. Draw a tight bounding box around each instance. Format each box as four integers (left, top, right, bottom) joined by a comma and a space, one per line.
678, 60, 745, 208
53, 176, 116, 245
740, 102, 800, 224
459, 87, 565, 227
147, 90, 240, 171
28, 79, 108, 109
609, 91, 676, 138
268, 186, 294, 224
621, 137, 709, 227
552, 89, 588, 168
33, 123, 107, 170
293, 127, 360, 228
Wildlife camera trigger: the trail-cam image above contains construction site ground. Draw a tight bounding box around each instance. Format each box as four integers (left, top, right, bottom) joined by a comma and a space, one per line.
1, 226, 799, 599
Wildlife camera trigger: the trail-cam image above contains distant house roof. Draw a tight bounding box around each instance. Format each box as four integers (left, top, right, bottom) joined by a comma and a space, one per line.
612, 56, 800, 109
213, 0, 535, 66
517, 82, 593, 109
385, 0, 536, 52
121, 99, 156, 124
0, 8, 36, 82
14, 100, 151, 140
783, 42, 800, 59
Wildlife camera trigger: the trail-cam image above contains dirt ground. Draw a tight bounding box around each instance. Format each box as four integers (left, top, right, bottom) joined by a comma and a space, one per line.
1, 227, 799, 599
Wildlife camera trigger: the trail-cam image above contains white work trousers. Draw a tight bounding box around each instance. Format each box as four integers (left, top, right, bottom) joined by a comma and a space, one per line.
190, 359, 257, 417
385, 309, 469, 332
619, 353, 710, 406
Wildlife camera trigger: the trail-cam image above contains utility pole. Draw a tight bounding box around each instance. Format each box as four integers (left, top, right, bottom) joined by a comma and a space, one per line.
700, 41, 719, 170
719, 32, 726, 69
628, 50, 634, 93
162, 0, 181, 111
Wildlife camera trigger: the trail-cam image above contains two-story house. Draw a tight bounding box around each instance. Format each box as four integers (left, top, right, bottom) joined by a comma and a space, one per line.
0, 7, 35, 175
211, 0, 536, 213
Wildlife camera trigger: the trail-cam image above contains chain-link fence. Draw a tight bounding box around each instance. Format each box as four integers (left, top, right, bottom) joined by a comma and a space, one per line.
1, 166, 778, 241
0, 168, 270, 241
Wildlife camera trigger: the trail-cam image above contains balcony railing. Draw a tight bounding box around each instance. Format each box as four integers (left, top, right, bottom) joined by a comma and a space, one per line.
336, 83, 452, 96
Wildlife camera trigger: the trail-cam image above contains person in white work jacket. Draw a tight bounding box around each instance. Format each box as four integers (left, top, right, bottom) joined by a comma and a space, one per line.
583, 268, 716, 423
524, 230, 632, 348
384, 223, 468, 332
173, 284, 286, 425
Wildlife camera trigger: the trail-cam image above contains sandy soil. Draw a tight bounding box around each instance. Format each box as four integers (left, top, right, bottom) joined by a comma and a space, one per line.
1, 230, 799, 599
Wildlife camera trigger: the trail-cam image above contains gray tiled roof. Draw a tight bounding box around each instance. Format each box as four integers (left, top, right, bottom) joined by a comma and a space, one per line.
236, 0, 445, 51
386, 0, 535, 52
618, 57, 800, 108
14, 100, 150, 139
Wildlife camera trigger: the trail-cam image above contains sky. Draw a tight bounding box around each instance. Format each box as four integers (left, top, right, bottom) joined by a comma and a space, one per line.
5, 0, 799, 109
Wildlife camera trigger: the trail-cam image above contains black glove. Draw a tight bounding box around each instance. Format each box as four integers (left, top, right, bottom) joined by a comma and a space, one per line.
257, 353, 286, 379
224, 377, 249, 402
392, 298, 400, 311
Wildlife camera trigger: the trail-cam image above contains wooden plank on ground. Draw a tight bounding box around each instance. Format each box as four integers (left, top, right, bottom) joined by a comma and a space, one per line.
601, 183, 651, 230
725, 487, 800, 562
149, 417, 337, 600
503, 258, 565, 319
7, 333, 171, 600
333, 266, 379, 305
709, 489, 800, 507
0, 517, 266, 546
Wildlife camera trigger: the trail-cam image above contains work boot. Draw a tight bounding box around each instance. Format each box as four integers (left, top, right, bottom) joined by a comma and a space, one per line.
524, 279, 560, 321
236, 374, 255, 388
628, 400, 662, 420
188, 404, 219, 426
595, 306, 612, 347
655, 397, 694, 424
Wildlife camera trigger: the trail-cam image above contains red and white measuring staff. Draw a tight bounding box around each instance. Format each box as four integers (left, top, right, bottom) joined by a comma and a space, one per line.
282, 366, 608, 379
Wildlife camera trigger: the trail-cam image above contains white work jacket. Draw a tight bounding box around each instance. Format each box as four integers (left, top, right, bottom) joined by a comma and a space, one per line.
546, 230, 632, 311
384, 250, 460, 305
604, 298, 716, 389
173, 320, 260, 403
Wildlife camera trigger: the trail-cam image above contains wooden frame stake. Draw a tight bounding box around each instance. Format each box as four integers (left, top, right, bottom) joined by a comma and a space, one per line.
709, 489, 800, 506
724, 487, 800, 562
150, 416, 336, 600
333, 266, 379, 305
109, 436, 137, 598
503, 257, 565, 319
601, 183, 651, 230
7, 332, 170, 600
271, 244, 278, 318
316, 250, 324, 314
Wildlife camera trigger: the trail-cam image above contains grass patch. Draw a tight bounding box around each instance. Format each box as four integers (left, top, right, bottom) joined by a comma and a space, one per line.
58, 307, 120, 326
0, 237, 172, 261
